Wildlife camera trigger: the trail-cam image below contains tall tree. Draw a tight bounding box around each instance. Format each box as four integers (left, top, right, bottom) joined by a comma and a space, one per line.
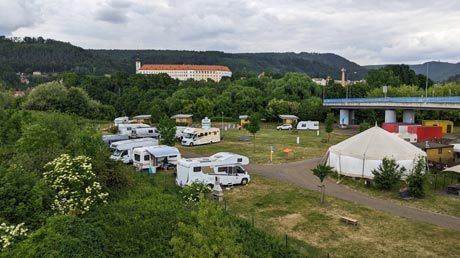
158, 115, 176, 146
245, 113, 261, 152
312, 164, 334, 204
325, 113, 335, 142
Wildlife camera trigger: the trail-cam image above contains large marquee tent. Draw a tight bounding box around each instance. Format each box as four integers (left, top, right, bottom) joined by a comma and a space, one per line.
326, 126, 427, 179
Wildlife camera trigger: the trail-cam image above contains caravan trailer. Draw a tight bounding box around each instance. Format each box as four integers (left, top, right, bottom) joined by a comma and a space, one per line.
175, 152, 250, 187
109, 138, 158, 164
181, 127, 220, 146
133, 145, 181, 171
118, 123, 150, 136
297, 121, 319, 130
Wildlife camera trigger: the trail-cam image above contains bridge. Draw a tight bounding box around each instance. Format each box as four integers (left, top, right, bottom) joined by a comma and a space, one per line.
323, 96, 460, 126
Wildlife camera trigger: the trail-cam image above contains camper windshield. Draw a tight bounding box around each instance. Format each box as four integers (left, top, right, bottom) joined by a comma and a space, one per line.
112, 149, 124, 157
183, 133, 195, 139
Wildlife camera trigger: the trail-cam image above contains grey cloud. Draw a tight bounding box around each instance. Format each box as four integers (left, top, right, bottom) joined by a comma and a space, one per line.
96, 7, 128, 24
0, 0, 42, 35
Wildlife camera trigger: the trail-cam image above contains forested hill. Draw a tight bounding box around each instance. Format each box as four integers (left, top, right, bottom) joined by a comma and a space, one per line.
0, 37, 119, 75
409, 62, 460, 82
91, 50, 367, 80
365, 62, 460, 82
0, 36, 366, 79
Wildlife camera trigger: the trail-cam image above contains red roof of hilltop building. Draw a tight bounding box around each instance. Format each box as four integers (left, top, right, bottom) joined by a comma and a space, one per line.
139, 64, 231, 72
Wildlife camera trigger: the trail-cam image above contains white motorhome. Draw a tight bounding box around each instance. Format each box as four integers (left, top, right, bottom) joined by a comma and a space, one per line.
131, 127, 160, 139
297, 120, 319, 130
109, 138, 158, 164
133, 145, 181, 171
175, 152, 250, 188
181, 127, 220, 146
114, 116, 129, 125
118, 123, 150, 136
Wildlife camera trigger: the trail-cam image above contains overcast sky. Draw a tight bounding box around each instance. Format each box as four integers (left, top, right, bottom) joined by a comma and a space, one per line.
1, 0, 459, 65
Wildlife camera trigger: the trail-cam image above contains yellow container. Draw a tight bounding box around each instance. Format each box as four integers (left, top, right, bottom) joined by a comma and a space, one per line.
422, 120, 454, 134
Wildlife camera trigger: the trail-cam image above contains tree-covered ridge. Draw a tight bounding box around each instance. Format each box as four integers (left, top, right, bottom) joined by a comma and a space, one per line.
0, 36, 119, 75
0, 36, 366, 80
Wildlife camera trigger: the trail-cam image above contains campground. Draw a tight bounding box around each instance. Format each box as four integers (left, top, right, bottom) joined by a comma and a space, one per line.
177, 125, 460, 257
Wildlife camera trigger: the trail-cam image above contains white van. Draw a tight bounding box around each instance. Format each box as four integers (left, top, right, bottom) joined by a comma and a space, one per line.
118, 123, 150, 136
133, 145, 181, 171
181, 127, 220, 146
131, 127, 160, 139
297, 120, 319, 130
109, 138, 158, 164
175, 152, 250, 188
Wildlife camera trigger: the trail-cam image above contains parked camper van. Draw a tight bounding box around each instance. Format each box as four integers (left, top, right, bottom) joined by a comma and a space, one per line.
118, 123, 150, 136
114, 116, 129, 126
102, 134, 129, 145
109, 138, 158, 164
131, 127, 160, 139
175, 152, 250, 187
297, 120, 319, 130
181, 127, 220, 146
133, 145, 181, 171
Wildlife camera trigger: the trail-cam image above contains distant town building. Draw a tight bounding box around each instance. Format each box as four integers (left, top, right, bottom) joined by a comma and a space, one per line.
312, 78, 327, 86
135, 57, 232, 82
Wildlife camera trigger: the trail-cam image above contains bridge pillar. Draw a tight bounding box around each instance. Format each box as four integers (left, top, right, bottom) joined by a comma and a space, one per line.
339, 109, 350, 127
402, 110, 415, 124
384, 110, 397, 123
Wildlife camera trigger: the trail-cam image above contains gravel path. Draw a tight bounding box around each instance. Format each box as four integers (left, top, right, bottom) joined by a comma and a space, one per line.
181, 150, 460, 230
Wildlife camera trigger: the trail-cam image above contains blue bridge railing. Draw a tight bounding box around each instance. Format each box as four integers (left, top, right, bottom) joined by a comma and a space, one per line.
324, 96, 460, 103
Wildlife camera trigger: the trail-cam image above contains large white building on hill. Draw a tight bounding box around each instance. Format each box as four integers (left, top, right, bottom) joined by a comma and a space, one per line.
135, 57, 232, 82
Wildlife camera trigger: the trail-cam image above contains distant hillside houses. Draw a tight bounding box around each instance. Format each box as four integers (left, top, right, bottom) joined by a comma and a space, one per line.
135, 57, 232, 82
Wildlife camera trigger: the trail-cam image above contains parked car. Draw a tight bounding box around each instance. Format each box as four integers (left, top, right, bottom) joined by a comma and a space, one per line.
276, 124, 293, 130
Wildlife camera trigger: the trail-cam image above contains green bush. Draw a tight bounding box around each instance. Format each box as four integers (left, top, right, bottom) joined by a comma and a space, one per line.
180, 182, 211, 205
372, 157, 405, 190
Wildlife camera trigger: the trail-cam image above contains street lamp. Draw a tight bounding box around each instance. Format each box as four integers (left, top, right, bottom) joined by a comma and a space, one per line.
221, 111, 224, 136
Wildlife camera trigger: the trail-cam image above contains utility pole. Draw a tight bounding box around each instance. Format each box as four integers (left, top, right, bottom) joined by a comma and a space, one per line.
425, 62, 429, 99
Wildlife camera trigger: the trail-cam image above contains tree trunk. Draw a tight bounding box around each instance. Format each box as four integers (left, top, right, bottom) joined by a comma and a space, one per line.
253, 134, 256, 152
320, 184, 325, 204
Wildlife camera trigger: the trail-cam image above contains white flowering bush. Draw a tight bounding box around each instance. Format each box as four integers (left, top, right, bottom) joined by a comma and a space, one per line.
180, 181, 210, 205
44, 154, 109, 216
0, 222, 28, 250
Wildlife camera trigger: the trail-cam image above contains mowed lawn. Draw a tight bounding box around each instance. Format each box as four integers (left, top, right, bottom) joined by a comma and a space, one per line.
222, 175, 460, 258
177, 126, 350, 164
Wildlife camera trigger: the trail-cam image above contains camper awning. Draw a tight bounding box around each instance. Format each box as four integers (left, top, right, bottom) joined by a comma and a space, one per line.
146, 147, 180, 157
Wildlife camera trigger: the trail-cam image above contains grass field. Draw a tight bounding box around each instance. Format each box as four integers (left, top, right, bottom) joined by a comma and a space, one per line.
222, 175, 460, 258
177, 127, 350, 164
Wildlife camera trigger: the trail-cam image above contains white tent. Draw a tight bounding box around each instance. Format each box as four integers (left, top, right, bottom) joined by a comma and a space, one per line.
326, 125, 427, 179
